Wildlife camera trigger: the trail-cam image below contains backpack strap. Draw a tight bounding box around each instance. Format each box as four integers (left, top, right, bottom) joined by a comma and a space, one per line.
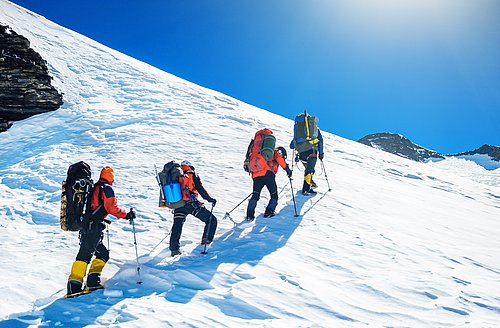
304, 114, 311, 139
90, 183, 110, 224
245, 139, 254, 160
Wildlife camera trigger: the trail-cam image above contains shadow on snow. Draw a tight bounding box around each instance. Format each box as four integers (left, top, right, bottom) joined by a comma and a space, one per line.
0, 195, 313, 326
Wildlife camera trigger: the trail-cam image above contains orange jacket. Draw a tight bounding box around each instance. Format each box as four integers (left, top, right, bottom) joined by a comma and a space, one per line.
179, 166, 211, 202
91, 179, 127, 219
250, 149, 287, 178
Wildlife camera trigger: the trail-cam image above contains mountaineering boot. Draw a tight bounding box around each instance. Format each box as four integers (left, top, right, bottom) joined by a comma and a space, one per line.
302, 174, 317, 196
66, 260, 87, 296
302, 189, 318, 196
311, 180, 318, 188
171, 249, 182, 257
263, 209, 275, 218
244, 215, 255, 222
85, 258, 106, 291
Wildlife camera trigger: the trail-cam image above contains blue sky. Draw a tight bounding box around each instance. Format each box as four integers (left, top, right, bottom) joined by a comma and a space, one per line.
9, 0, 500, 153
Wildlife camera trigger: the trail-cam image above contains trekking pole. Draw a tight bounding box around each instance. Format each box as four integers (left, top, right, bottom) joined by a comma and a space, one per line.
130, 211, 142, 284
224, 193, 252, 219
289, 177, 299, 217
147, 229, 172, 257
201, 203, 215, 255
106, 223, 110, 252
320, 159, 332, 192
278, 180, 290, 196
289, 149, 299, 217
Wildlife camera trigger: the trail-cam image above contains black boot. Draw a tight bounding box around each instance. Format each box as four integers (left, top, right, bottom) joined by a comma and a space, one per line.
67, 280, 83, 296
66, 260, 87, 296
301, 180, 310, 195
171, 249, 182, 257
86, 273, 104, 291
264, 208, 276, 218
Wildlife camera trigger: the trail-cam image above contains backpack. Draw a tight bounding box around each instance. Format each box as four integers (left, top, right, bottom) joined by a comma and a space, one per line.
293, 112, 319, 153
246, 128, 277, 174
157, 161, 186, 209
60, 161, 94, 231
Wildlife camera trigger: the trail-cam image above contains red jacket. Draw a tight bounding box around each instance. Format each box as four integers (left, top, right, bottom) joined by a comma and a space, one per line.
250, 149, 287, 178
91, 179, 127, 219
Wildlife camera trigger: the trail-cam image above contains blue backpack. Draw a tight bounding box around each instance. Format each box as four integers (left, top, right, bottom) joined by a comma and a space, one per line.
157, 161, 185, 209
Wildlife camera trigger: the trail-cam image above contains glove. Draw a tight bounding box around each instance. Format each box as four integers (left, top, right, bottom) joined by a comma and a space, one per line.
319, 153, 324, 160
294, 153, 300, 163
243, 159, 250, 173
125, 208, 136, 222
207, 197, 217, 206
285, 165, 292, 178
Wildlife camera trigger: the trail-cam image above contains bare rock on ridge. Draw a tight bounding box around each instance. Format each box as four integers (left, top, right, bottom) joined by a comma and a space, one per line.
0, 24, 63, 132
357, 132, 445, 162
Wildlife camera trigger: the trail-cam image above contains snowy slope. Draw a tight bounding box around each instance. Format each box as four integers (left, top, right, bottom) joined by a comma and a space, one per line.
1, 1, 500, 327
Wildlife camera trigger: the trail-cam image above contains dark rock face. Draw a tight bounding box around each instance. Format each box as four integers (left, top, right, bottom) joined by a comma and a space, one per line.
358, 132, 499, 170
0, 24, 63, 132
452, 145, 500, 162
358, 132, 445, 162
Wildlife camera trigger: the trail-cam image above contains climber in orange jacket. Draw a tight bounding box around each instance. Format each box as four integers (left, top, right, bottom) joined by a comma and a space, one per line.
66, 166, 135, 297
244, 130, 292, 221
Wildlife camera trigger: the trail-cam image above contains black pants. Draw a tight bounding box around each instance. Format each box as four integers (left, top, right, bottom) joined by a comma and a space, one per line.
246, 170, 278, 219
170, 202, 217, 251
76, 222, 109, 263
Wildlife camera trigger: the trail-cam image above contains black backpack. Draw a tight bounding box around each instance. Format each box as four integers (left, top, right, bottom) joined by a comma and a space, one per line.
60, 161, 94, 231
157, 161, 186, 209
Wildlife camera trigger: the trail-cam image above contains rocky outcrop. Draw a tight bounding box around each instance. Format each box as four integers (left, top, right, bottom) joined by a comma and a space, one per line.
357, 132, 444, 162
452, 145, 500, 162
358, 132, 499, 171
0, 24, 63, 132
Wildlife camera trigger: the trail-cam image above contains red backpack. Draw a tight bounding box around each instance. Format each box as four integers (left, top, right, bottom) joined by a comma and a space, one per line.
247, 128, 277, 174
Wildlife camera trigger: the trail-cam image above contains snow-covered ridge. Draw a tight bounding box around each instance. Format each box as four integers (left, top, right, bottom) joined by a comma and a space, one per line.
1, 1, 500, 326
358, 132, 500, 173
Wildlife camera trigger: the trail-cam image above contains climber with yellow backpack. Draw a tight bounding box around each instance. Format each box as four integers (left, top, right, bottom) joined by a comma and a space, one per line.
290, 111, 324, 196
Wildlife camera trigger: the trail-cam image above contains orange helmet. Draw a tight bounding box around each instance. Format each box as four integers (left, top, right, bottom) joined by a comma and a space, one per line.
100, 166, 115, 183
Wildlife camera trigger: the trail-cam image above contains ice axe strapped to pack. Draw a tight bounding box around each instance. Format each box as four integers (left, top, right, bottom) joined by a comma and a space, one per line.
60, 161, 94, 231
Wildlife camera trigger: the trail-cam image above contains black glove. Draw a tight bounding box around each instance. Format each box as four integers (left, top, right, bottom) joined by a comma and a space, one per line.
285, 165, 292, 178
294, 153, 300, 163
243, 160, 250, 173
319, 153, 324, 160
125, 208, 136, 222
207, 198, 217, 206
